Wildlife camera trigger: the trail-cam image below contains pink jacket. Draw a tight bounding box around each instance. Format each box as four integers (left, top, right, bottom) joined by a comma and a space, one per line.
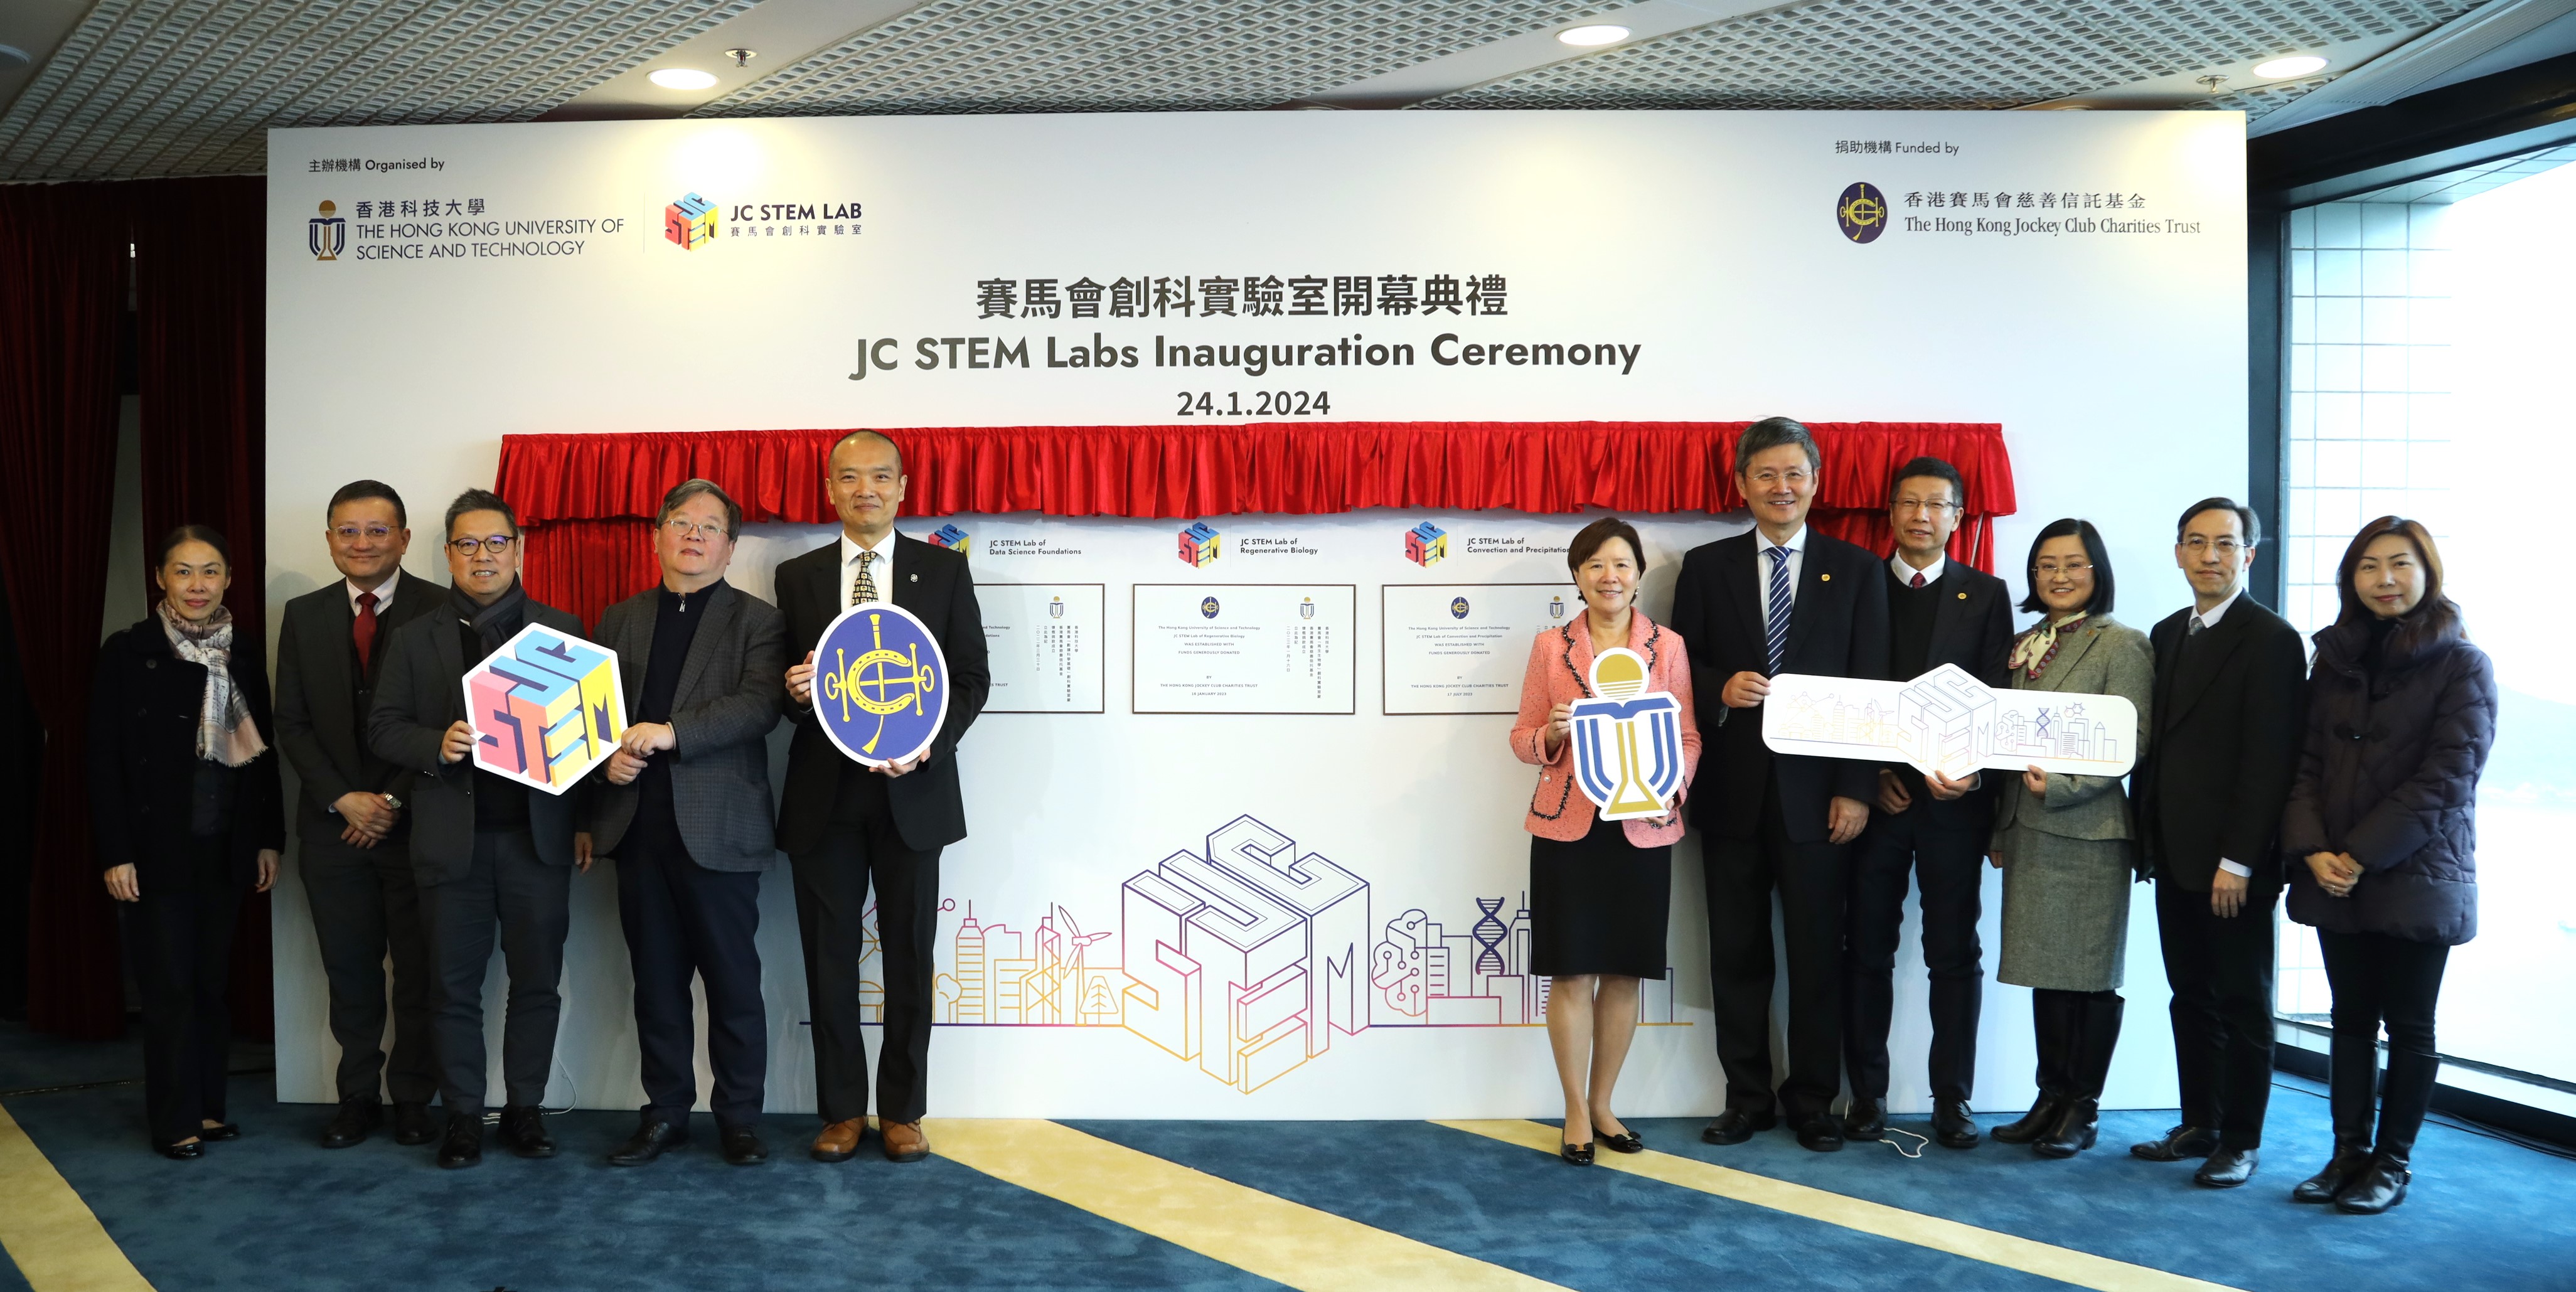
1510, 610, 1701, 846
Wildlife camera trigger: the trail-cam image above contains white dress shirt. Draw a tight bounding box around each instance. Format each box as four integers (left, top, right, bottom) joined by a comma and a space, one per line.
1889, 550, 1947, 588
838, 529, 899, 606
2187, 583, 2253, 879
1755, 525, 1807, 638
346, 567, 399, 614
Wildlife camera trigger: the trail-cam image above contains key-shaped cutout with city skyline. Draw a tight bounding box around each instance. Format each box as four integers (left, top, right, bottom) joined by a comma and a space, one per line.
1762, 662, 2138, 779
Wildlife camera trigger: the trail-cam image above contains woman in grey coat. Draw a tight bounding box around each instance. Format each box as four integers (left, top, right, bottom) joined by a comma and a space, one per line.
1987, 519, 2154, 1159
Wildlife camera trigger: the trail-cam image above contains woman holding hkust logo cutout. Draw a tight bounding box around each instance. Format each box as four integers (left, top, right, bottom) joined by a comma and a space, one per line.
1510, 517, 1700, 1166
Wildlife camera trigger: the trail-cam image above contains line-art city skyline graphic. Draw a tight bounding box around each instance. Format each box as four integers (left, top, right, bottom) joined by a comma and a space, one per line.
836, 813, 1679, 1094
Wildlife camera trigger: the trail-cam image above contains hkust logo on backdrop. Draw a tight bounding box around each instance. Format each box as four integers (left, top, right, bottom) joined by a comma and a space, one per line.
815, 604, 949, 767
309, 201, 345, 261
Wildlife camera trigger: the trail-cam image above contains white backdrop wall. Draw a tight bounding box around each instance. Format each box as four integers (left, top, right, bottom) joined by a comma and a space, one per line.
264, 110, 2247, 1118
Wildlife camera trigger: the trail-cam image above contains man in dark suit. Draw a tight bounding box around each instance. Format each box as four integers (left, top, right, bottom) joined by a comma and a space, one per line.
1669, 416, 1891, 1152
1841, 457, 2014, 1150
589, 479, 785, 1168
2129, 497, 2306, 1188
367, 489, 593, 1170
274, 481, 445, 1150
778, 430, 989, 1165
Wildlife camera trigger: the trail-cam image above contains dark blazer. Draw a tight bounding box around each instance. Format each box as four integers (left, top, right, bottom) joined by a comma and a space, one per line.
588, 580, 788, 872
2280, 618, 2493, 945
87, 618, 285, 882
1880, 558, 2015, 830
365, 587, 587, 884
776, 533, 991, 855
272, 574, 444, 844
1667, 527, 1891, 843
2135, 594, 2308, 892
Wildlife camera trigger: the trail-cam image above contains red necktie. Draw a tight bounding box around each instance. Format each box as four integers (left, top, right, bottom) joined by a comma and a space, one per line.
353, 590, 380, 671
1910, 572, 1927, 589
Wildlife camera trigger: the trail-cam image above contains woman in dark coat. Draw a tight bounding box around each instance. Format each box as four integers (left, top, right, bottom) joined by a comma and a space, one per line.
2280, 516, 2494, 1215
89, 525, 283, 1158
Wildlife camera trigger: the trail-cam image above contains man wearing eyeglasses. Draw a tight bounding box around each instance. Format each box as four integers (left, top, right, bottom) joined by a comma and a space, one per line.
273, 481, 445, 1150
2129, 497, 2307, 1188
367, 488, 594, 1170
585, 479, 785, 1168
1841, 457, 2014, 1150
1668, 417, 1891, 1153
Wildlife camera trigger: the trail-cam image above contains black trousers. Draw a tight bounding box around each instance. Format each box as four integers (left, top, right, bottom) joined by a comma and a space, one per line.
301, 835, 437, 1104
421, 830, 570, 1118
790, 770, 938, 1126
1842, 807, 1985, 1104
617, 844, 767, 1126
122, 836, 244, 1146
2153, 878, 2279, 1148
2317, 929, 2447, 1055
1704, 779, 1851, 1123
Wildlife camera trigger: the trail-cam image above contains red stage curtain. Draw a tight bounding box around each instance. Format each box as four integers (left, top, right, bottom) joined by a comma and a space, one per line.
134, 176, 274, 1041
0, 183, 131, 1040
499, 422, 2013, 628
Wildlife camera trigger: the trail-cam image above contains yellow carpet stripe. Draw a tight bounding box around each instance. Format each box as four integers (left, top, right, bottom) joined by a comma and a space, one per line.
927, 1118, 1568, 1292
0, 1102, 154, 1292
1435, 1119, 2243, 1292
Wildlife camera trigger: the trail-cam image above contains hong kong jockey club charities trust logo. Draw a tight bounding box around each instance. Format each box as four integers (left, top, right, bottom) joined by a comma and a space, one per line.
815, 604, 948, 767
665, 193, 718, 250
309, 201, 346, 260
1837, 182, 1889, 244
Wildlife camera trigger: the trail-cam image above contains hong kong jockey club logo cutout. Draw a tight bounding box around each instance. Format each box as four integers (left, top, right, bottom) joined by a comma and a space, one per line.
815, 602, 949, 766
1569, 647, 1684, 821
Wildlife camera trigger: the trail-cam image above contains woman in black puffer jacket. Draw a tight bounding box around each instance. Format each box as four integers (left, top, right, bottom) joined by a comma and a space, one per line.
2280, 516, 2494, 1217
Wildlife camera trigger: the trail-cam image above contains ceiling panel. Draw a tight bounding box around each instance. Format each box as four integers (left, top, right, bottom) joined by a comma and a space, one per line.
1421, 0, 2479, 110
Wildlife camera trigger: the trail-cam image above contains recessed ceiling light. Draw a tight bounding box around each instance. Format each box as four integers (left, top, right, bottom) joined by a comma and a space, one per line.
648, 67, 719, 90
1557, 24, 1630, 46
2252, 54, 2328, 80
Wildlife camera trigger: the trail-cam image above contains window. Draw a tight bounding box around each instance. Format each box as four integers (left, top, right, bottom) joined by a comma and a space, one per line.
2279, 144, 2576, 1088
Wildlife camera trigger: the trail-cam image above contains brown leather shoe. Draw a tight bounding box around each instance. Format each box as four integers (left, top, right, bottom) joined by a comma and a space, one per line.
880, 1120, 929, 1163
810, 1119, 865, 1163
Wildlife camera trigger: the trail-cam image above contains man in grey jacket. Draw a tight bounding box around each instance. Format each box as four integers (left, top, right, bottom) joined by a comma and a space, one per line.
590, 479, 786, 1167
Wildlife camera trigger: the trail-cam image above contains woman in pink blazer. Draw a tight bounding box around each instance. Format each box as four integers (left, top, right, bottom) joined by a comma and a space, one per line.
1510, 516, 1701, 1165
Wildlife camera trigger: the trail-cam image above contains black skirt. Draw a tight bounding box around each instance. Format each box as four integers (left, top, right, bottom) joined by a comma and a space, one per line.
1528, 813, 1671, 979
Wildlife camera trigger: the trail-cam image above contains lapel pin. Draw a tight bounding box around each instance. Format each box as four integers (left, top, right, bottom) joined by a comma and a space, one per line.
909, 572, 918, 582
1958, 591, 1968, 599
1820, 573, 1830, 582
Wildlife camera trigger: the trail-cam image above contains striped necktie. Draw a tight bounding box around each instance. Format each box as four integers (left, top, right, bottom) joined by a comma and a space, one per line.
1765, 545, 1792, 675
850, 550, 879, 606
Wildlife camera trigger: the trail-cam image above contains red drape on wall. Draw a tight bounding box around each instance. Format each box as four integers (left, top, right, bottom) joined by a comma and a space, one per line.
497, 422, 2014, 627
0, 183, 131, 1040
134, 176, 273, 1041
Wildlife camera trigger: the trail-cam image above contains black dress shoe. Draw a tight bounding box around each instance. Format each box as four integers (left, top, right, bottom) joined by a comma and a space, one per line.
1701, 1108, 1778, 1146
2193, 1146, 2259, 1188
1598, 1129, 1644, 1155
392, 1102, 436, 1146
2129, 1124, 2220, 1161
1795, 1116, 1845, 1153
720, 1123, 770, 1165
1559, 1139, 1596, 1166
1991, 1092, 2066, 1146
321, 1098, 383, 1149
2292, 1142, 2374, 1203
1842, 1099, 1888, 1141
607, 1119, 688, 1167
197, 1122, 241, 1142
2334, 1153, 2410, 1214
1932, 1099, 1980, 1150
156, 1140, 205, 1160
499, 1106, 555, 1159
2033, 1099, 2099, 1159
437, 1115, 483, 1170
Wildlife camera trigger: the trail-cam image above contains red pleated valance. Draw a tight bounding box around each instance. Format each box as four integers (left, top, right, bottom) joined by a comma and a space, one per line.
493, 422, 2014, 626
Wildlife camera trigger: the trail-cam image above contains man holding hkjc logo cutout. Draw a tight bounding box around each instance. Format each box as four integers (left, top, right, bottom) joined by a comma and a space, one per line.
779, 430, 990, 1167
1511, 516, 1700, 1167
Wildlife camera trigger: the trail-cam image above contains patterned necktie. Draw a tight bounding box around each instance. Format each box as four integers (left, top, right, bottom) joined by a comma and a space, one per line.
1910, 571, 1927, 589
1765, 546, 1792, 675
850, 550, 879, 606
352, 590, 379, 672
2187, 614, 2205, 638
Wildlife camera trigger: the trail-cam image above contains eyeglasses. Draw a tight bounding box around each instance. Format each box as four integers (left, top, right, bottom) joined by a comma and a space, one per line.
661, 518, 727, 540
331, 525, 395, 543
1892, 499, 1957, 516
1746, 468, 1813, 488
2034, 561, 2093, 575
448, 535, 516, 557
2181, 537, 2245, 555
